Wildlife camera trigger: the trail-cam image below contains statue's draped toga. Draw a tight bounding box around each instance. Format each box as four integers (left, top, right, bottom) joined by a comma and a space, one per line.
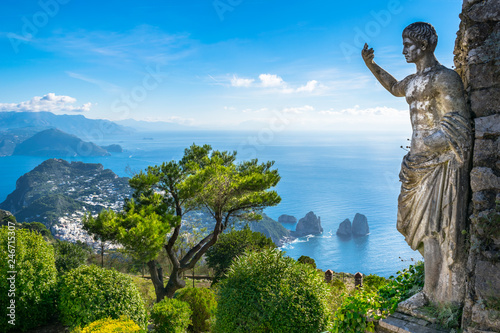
397, 111, 471, 263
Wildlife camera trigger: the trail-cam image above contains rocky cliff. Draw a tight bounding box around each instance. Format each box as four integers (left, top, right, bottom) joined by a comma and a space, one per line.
454, 1, 500, 331
291, 211, 323, 238
336, 218, 352, 237
250, 214, 292, 247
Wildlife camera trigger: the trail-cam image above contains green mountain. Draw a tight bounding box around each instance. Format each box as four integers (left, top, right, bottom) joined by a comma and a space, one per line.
0, 159, 132, 228
13, 128, 110, 157
250, 214, 293, 246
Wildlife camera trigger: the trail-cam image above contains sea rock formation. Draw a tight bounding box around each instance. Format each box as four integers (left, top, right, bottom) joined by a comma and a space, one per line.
336, 218, 352, 237
352, 213, 369, 237
278, 214, 297, 224
291, 211, 323, 238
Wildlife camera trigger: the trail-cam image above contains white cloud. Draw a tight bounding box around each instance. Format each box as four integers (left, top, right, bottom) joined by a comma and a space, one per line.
259, 74, 285, 87
283, 105, 314, 114
231, 75, 255, 87
296, 80, 318, 93
0, 93, 92, 113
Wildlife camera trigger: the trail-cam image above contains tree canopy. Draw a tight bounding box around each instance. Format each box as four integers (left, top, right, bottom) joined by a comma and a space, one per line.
83, 144, 281, 301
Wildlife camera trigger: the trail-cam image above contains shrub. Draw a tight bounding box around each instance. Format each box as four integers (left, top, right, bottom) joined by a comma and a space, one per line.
297, 255, 317, 269
176, 287, 217, 332
214, 249, 331, 333
0, 226, 57, 331
206, 226, 275, 285
151, 298, 192, 333
58, 265, 147, 329
53, 240, 90, 274
363, 274, 388, 292
80, 316, 143, 332
331, 262, 424, 332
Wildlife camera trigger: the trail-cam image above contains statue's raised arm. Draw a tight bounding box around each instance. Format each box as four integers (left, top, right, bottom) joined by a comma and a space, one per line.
361, 43, 406, 97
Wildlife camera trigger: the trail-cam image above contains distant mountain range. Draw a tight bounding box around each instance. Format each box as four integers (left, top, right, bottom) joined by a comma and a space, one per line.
13, 129, 111, 157
0, 111, 130, 138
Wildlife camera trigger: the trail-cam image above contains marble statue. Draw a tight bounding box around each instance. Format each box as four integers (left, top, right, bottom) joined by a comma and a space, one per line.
362, 22, 472, 305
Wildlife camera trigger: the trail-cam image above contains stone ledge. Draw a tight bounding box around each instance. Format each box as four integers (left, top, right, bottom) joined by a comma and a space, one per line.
378, 312, 449, 333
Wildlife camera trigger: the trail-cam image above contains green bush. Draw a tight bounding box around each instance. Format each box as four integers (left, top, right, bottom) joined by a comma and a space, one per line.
214, 249, 332, 333
151, 298, 192, 333
80, 316, 143, 332
0, 226, 57, 331
58, 265, 147, 329
176, 287, 217, 332
331, 262, 424, 332
363, 274, 388, 292
297, 255, 317, 269
53, 240, 90, 274
206, 226, 275, 285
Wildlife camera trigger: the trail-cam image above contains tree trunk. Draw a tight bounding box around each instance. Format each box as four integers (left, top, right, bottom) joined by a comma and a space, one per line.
100, 242, 104, 268
165, 267, 186, 299
147, 260, 168, 302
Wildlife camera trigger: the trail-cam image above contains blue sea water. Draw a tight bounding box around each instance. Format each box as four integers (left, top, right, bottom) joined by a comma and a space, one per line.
0, 130, 422, 277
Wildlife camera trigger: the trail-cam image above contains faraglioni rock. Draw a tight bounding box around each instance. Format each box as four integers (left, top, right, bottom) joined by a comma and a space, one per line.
336, 218, 352, 237
291, 211, 323, 238
278, 214, 297, 224
352, 213, 369, 237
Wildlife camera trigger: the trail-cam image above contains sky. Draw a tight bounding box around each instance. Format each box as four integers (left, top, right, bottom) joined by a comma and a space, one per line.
0, 0, 464, 132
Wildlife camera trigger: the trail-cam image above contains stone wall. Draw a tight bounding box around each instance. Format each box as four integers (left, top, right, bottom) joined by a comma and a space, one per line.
454, 0, 500, 331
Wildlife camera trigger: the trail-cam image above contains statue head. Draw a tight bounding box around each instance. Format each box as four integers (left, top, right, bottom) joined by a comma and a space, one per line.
402, 22, 438, 63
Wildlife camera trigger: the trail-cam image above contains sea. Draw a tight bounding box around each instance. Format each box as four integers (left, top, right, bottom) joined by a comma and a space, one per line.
0, 130, 422, 278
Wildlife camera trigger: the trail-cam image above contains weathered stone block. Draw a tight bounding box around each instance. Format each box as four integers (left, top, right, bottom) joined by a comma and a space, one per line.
471, 167, 500, 192
468, 0, 500, 22
473, 138, 499, 167
467, 25, 500, 65
469, 63, 500, 89
470, 303, 500, 331
471, 88, 500, 118
475, 114, 500, 138
474, 261, 500, 301
472, 191, 497, 212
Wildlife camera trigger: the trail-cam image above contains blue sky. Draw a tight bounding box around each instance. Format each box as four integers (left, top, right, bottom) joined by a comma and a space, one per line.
0, 0, 463, 132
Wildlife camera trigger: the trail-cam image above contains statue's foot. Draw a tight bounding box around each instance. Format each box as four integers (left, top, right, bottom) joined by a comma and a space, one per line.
397, 291, 428, 314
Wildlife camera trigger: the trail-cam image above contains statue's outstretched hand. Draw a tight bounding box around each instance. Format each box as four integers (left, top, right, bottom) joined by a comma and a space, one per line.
362, 43, 374, 64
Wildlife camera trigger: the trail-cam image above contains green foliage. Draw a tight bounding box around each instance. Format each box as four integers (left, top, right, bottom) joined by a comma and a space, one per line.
131, 275, 157, 309
53, 240, 90, 274
176, 287, 217, 333
151, 298, 192, 333
80, 316, 143, 333
422, 303, 462, 330
58, 265, 147, 329
206, 226, 275, 284
214, 249, 331, 333
0, 226, 57, 331
363, 274, 388, 292
331, 262, 424, 332
180, 154, 281, 220
297, 255, 317, 269
378, 261, 424, 311
19, 221, 53, 239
